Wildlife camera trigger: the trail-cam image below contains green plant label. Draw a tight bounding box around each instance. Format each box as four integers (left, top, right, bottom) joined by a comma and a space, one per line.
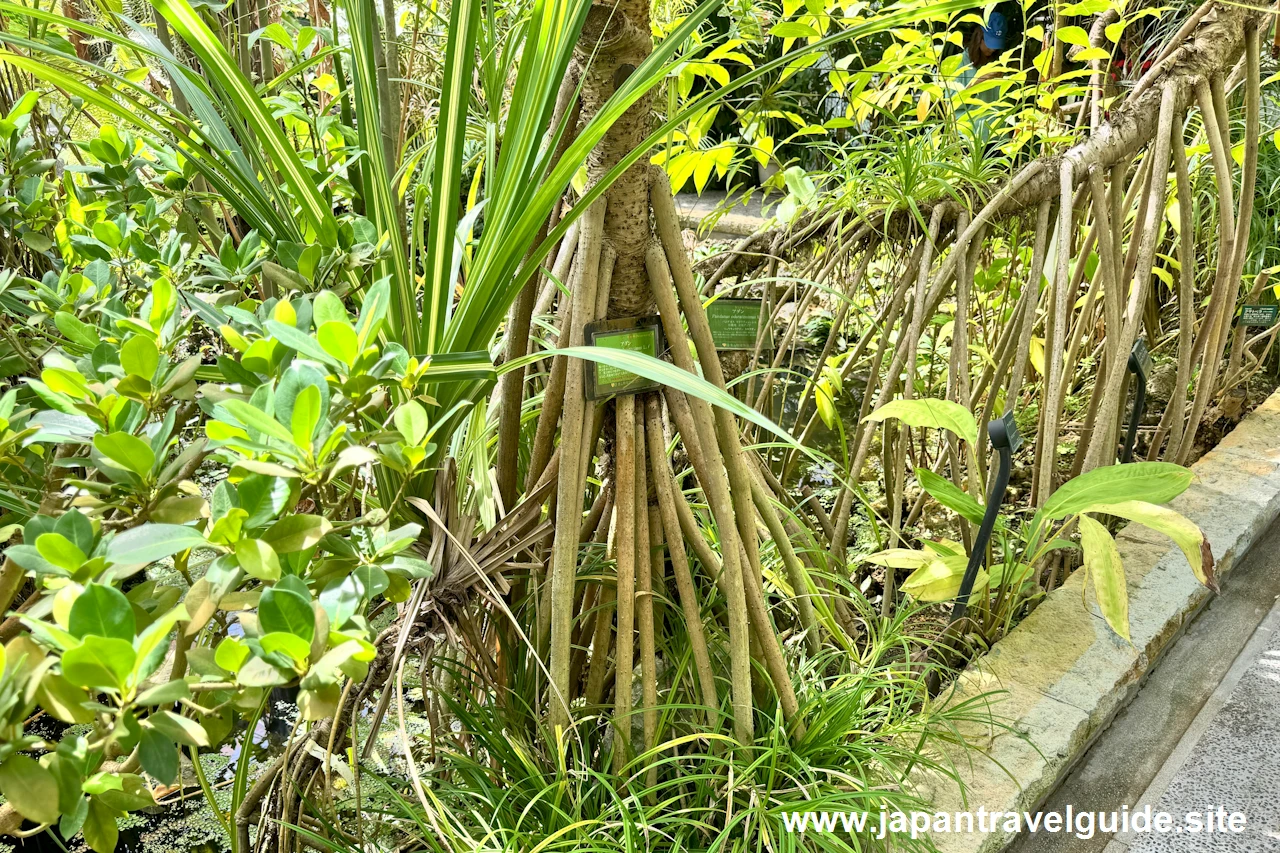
1239, 304, 1279, 326
585, 318, 663, 399
707, 299, 770, 351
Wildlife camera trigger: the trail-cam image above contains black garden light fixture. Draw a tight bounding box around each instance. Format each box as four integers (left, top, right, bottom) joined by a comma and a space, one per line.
950, 409, 1021, 625
1122, 337, 1152, 464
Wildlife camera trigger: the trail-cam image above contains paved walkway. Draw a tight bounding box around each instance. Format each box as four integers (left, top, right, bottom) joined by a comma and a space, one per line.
1012, 519, 1280, 853
673, 191, 770, 237
1114, 603, 1280, 852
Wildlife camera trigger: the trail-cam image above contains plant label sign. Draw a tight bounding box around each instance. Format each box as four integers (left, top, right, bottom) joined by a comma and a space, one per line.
585, 317, 664, 400
707, 298, 771, 351
1129, 337, 1153, 379
1239, 304, 1279, 327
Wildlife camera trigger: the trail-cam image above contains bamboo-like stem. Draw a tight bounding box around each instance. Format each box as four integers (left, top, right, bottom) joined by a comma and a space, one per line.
748, 471, 822, 652
1089, 166, 1122, 371
649, 287, 754, 744
256, 0, 271, 82
1005, 200, 1055, 410
646, 397, 719, 722
793, 247, 876, 430
850, 228, 957, 484
1177, 78, 1238, 463
1036, 159, 1076, 504
1155, 128, 1197, 460
635, 409, 658, 783
1228, 26, 1261, 300
1083, 83, 1178, 473
584, 488, 618, 706
380, 0, 402, 159
547, 202, 605, 735
651, 174, 765, 596
525, 231, 582, 493
612, 394, 637, 771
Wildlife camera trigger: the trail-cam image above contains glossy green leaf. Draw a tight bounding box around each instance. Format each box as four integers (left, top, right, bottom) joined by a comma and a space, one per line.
864, 398, 979, 448
259, 581, 315, 642
901, 555, 985, 602
317, 321, 359, 367
68, 583, 136, 642
61, 638, 136, 690
139, 729, 178, 785
262, 514, 331, 553
235, 538, 281, 581
106, 524, 207, 566
82, 797, 119, 853
290, 384, 321, 447
0, 755, 61, 825
120, 336, 160, 380
1034, 462, 1195, 535
148, 710, 209, 747
917, 468, 985, 524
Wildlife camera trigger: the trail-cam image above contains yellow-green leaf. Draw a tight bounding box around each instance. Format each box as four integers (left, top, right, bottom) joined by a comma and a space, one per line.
1080, 514, 1130, 641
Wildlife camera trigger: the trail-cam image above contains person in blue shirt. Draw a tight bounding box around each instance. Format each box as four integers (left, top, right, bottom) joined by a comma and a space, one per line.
958, 11, 1010, 88
954, 11, 1011, 140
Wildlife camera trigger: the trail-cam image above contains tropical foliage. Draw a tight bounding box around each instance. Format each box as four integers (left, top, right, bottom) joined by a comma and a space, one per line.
0, 0, 1268, 850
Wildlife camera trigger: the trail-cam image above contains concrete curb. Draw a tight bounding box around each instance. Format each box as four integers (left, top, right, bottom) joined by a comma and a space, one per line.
914, 390, 1280, 852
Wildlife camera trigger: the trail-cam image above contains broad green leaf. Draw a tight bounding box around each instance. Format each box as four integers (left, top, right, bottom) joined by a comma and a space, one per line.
259, 581, 315, 641
214, 637, 251, 673
236, 475, 294, 529
300, 639, 373, 689
260, 631, 311, 668
901, 555, 984, 602
134, 679, 190, 706
262, 514, 330, 553
61, 638, 136, 690
35, 673, 95, 724
120, 335, 159, 380
861, 548, 931, 569
139, 728, 178, 785
236, 655, 291, 687
263, 319, 344, 369
94, 432, 157, 477
220, 399, 297, 446
148, 710, 209, 747
68, 583, 136, 642
290, 384, 321, 448
393, 400, 429, 446
312, 291, 349, 327
235, 538, 281, 581
1036, 462, 1194, 525
82, 797, 119, 853
0, 754, 61, 825
1087, 500, 1216, 591
36, 532, 87, 572
1057, 25, 1091, 46
1080, 514, 1130, 641
55, 312, 100, 348
864, 398, 979, 448
106, 524, 208, 566
133, 604, 189, 681
317, 321, 359, 366
917, 468, 984, 524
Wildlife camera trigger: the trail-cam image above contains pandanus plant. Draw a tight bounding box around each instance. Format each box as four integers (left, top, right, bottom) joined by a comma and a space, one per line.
2, 0, 975, 777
